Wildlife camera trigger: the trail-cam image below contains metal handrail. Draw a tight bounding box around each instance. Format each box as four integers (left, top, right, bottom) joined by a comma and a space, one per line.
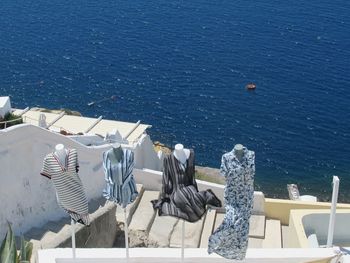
124, 120, 141, 140
0, 117, 23, 129
84, 116, 103, 133
22, 115, 76, 135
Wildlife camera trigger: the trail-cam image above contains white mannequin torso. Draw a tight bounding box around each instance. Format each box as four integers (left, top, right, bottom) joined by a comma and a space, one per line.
234, 144, 244, 161
108, 143, 123, 164
54, 144, 68, 165
173, 144, 190, 164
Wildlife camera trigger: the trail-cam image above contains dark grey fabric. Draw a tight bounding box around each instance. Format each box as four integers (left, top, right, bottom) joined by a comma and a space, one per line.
152, 150, 221, 222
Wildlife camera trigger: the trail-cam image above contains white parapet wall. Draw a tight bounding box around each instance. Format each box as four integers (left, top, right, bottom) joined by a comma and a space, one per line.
37, 247, 341, 263
0, 96, 11, 118
133, 168, 265, 214
133, 134, 163, 171
0, 124, 161, 238
0, 124, 108, 238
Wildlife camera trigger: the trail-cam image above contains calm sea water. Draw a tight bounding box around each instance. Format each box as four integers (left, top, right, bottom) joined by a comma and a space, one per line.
1, 0, 349, 201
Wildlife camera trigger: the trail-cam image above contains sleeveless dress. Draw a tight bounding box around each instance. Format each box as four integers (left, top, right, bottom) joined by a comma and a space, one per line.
102, 148, 138, 208
40, 148, 90, 225
152, 150, 221, 222
208, 147, 255, 260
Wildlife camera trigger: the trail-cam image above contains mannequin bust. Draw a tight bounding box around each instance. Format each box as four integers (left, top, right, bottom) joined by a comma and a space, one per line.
38, 113, 47, 128
55, 144, 67, 164
234, 144, 244, 162
108, 143, 123, 164
173, 144, 190, 164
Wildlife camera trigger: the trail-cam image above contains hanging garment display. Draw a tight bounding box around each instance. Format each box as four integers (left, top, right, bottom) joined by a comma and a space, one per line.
41, 148, 90, 225
102, 147, 138, 208
208, 146, 255, 260
152, 150, 222, 222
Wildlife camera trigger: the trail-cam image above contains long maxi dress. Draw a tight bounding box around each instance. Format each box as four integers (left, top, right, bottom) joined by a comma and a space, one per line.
102, 148, 138, 208
40, 148, 90, 225
208, 147, 255, 260
152, 150, 222, 222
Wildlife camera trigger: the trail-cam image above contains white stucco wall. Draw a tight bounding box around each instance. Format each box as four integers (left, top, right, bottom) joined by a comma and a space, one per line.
133, 134, 163, 171
0, 124, 162, 238
0, 124, 110, 237
0, 96, 11, 118
38, 247, 340, 263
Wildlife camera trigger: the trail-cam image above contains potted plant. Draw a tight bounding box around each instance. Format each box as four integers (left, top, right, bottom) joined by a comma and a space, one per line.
0, 223, 33, 263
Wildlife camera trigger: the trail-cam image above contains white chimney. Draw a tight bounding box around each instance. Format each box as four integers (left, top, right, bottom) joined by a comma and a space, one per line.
0, 96, 12, 119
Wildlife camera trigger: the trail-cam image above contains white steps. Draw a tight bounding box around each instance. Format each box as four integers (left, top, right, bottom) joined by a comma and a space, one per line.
249, 215, 266, 238
21, 183, 284, 256
262, 219, 282, 248
116, 184, 145, 226
281, 225, 289, 248
128, 190, 159, 247
148, 214, 178, 248
248, 237, 264, 248
199, 209, 216, 248
170, 217, 205, 248
213, 213, 224, 230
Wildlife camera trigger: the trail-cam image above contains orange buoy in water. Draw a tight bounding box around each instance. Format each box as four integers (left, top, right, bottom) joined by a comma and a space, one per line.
246, 83, 256, 90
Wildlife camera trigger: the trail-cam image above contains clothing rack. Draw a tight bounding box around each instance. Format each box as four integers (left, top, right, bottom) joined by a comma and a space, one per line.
181, 220, 185, 263
124, 208, 129, 263
71, 219, 76, 259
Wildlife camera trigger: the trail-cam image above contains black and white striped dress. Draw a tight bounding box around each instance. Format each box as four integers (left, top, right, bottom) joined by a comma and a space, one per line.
152, 150, 222, 222
41, 148, 90, 225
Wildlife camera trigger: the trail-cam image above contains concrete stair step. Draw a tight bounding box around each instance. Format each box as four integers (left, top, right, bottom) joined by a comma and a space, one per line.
169, 216, 205, 248
40, 230, 56, 241
213, 213, 266, 248
248, 237, 264, 248
88, 197, 107, 214
23, 216, 71, 242
213, 212, 224, 231
128, 190, 159, 247
29, 239, 42, 263
60, 223, 72, 233
281, 225, 289, 248
199, 209, 216, 248
249, 215, 266, 238
116, 184, 145, 227
148, 214, 179, 248
23, 227, 47, 241
44, 218, 71, 233
262, 219, 282, 248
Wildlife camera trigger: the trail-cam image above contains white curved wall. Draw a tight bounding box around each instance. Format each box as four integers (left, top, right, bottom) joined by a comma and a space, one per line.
133, 134, 163, 171
0, 124, 163, 238
302, 212, 350, 246
0, 124, 109, 237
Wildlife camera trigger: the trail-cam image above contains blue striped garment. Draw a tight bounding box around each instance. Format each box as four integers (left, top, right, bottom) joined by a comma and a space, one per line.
102, 148, 138, 208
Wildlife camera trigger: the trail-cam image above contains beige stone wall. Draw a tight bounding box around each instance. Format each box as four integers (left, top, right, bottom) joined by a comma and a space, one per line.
265, 198, 350, 225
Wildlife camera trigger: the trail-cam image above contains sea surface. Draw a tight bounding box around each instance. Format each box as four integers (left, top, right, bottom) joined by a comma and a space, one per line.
1, 0, 349, 201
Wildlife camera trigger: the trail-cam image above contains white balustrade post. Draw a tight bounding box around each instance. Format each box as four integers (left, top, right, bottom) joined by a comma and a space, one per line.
124, 208, 129, 263
327, 176, 340, 247
181, 220, 185, 263
71, 219, 76, 259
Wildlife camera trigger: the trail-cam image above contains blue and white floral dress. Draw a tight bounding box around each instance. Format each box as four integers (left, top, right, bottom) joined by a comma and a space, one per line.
208, 147, 255, 260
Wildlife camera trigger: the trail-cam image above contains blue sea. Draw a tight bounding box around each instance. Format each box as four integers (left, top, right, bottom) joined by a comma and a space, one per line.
1, 0, 349, 201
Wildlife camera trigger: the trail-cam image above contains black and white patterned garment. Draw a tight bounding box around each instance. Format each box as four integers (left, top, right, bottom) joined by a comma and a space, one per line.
152, 150, 221, 222
41, 148, 90, 225
208, 147, 255, 260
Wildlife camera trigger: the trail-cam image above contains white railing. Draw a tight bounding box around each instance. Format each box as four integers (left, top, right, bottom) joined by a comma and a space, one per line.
0, 117, 23, 129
